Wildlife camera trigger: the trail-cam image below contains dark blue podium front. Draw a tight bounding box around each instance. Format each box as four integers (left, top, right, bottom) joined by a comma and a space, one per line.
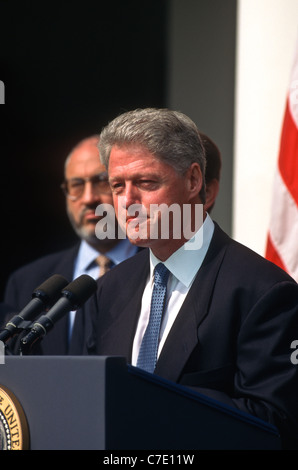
0, 356, 281, 450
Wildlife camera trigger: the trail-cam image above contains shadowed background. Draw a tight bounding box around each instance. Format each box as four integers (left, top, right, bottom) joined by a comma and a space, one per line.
0, 0, 237, 297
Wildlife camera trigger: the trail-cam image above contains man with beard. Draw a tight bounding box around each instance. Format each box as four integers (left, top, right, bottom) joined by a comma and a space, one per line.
3, 135, 137, 354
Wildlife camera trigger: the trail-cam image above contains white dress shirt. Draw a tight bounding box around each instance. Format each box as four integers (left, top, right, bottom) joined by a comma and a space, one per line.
131, 213, 214, 366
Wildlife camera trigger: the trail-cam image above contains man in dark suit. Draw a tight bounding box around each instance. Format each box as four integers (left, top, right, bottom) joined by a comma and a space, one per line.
78, 108, 298, 448
2, 131, 221, 355
3, 135, 137, 354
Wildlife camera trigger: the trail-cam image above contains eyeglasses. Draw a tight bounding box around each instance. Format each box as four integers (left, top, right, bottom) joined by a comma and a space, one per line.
61, 172, 111, 201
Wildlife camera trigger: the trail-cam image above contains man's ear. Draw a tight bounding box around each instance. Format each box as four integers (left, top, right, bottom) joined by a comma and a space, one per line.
186, 163, 203, 200
204, 178, 220, 213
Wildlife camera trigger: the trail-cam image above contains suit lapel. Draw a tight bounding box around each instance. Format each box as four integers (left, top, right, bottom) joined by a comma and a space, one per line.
155, 224, 230, 382
99, 250, 150, 360
53, 245, 79, 281
40, 245, 79, 355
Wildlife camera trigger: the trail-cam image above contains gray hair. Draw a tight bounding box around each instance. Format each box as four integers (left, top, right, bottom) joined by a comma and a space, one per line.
98, 108, 206, 202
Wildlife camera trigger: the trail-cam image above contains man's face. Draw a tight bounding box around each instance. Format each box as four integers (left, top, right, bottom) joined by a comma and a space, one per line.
108, 144, 203, 260
65, 139, 113, 244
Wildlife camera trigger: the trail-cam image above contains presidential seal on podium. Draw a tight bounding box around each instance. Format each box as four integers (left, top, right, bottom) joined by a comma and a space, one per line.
0, 385, 29, 450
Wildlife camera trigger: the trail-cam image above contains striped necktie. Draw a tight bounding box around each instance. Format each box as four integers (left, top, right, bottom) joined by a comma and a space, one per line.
96, 254, 112, 277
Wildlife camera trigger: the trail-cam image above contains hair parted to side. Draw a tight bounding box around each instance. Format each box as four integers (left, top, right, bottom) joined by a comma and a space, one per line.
98, 108, 206, 202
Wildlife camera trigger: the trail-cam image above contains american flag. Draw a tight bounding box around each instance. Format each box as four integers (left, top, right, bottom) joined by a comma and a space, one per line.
265, 36, 298, 282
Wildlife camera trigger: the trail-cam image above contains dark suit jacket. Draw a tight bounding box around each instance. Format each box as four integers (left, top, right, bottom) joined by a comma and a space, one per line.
79, 222, 298, 448
3, 244, 80, 354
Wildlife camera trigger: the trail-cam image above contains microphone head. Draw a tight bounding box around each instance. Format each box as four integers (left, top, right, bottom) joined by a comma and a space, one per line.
32, 274, 69, 308
61, 274, 97, 310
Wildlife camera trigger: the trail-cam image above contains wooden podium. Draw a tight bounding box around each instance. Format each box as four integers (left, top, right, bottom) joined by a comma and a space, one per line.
0, 356, 281, 450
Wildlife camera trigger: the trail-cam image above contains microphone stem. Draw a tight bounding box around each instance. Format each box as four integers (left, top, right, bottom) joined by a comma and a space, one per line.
20, 315, 55, 355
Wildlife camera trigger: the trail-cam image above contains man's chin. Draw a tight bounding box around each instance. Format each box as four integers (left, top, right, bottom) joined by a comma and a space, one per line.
126, 236, 154, 248
72, 225, 97, 243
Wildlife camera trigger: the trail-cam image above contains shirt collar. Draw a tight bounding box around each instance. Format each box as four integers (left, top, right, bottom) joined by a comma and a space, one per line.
77, 238, 138, 272
149, 213, 214, 287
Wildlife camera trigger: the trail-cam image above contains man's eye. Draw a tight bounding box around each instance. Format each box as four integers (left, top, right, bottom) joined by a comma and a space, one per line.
138, 180, 158, 189
70, 180, 83, 189
111, 182, 124, 191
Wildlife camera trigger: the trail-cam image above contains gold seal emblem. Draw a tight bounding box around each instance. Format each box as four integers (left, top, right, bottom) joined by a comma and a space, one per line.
0, 385, 29, 450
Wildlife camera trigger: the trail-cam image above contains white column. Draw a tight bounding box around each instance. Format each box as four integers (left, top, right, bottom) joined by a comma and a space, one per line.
0, 80, 4, 104
233, 0, 298, 255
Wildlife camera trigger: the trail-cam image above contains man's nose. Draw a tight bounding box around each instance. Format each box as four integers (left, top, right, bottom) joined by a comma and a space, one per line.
123, 182, 140, 208
80, 181, 102, 203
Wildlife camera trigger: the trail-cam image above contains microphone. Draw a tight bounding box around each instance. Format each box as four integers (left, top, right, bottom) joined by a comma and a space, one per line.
20, 274, 97, 353
0, 274, 69, 343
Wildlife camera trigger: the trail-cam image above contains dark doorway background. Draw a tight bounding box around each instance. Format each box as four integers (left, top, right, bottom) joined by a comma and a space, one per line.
0, 1, 168, 298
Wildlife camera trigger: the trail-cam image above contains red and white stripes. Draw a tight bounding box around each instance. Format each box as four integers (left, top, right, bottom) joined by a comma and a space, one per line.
265, 40, 298, 282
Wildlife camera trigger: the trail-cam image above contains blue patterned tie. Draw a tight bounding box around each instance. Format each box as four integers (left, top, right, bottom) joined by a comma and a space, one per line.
137, 263, 170, 373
